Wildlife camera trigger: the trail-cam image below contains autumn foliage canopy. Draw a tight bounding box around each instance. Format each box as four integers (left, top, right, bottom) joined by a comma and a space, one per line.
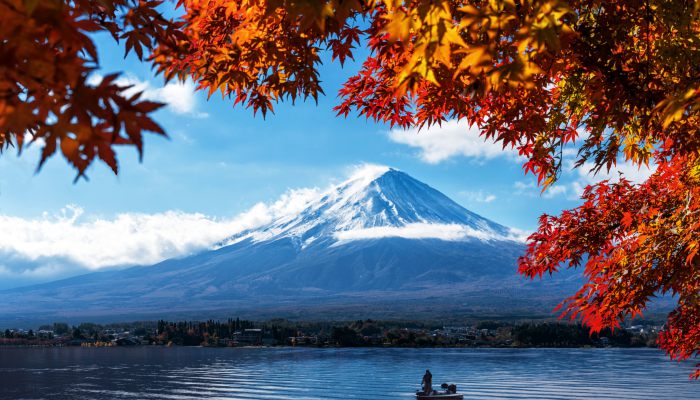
1, 0, 699, 376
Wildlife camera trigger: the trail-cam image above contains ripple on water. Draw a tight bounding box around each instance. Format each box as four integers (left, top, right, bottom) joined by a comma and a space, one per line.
0, 347, 696, 400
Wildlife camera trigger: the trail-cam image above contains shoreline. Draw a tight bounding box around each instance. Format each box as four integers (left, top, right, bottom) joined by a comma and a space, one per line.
3, 318, 661, 350
0, 342, 658, 350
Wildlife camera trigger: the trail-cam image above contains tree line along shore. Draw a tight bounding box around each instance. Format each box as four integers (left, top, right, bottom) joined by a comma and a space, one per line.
0, 317, 662, 349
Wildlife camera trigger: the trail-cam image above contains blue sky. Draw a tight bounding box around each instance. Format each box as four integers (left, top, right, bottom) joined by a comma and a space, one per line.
0, 29, 654, 289
0, 32, 569, 223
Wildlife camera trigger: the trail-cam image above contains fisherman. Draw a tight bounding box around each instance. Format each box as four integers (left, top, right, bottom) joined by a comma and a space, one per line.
421, 369, 433, 394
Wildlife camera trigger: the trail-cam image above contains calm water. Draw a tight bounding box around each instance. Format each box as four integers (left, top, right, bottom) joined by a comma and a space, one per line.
0, 347, 696, 399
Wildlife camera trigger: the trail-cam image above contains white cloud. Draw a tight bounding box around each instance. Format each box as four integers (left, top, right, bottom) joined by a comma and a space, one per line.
513, 180, 572, 200
554, 160, 656, 200
388, 118, 658, 202
513, 180, 538, 196
388, 119, 656, 202
577, 161, 656, 186
89, 74, 207, 117
542, 185, 568, 199
460, 190, 497, 203
513, 157, 657, 201
0, 206, 246, 271
388, 119, 519, 164
251, 187, 321, 220
0, 186, 321, 276
154, 80, 201, 115
346, 163, 392, 182
514, 181, 535, 191
333, 223, 525, 243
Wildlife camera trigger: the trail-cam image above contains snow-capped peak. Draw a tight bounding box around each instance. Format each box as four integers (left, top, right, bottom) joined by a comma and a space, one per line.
222, 166, 520, 247
343, 164, 393, 190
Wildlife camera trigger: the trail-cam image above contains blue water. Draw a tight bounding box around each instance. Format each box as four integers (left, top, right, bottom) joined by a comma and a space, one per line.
0, 347, 696, 399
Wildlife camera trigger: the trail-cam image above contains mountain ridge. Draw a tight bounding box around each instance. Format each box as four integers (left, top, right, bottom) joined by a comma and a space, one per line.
222, 165, 522, 249
0, 166, 579, 325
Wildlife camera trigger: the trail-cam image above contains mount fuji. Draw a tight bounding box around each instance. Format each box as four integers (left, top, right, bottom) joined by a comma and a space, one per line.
0, 166, 581, 324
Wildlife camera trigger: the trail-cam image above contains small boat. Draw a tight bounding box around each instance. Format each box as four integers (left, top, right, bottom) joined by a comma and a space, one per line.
415, 391, 464, 400
416, 384, 463, 400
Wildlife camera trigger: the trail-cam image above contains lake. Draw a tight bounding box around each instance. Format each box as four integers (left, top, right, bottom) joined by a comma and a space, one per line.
0, 347, 696, 399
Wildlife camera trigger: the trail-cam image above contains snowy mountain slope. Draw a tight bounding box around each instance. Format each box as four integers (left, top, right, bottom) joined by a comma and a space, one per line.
0, 166, 581, 323
224, 165, 521, 248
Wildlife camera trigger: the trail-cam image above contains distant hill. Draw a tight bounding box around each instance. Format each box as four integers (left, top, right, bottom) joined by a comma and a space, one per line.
0, 166, 584, 326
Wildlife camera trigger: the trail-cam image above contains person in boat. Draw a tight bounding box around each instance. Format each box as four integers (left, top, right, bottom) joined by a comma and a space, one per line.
421, 369, 433, 394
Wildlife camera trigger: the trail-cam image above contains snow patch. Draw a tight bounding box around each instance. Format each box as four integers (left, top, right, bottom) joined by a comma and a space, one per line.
333, 223, 526, 244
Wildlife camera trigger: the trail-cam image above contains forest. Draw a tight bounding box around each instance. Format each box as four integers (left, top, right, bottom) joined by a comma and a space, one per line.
0, 318, 659, 349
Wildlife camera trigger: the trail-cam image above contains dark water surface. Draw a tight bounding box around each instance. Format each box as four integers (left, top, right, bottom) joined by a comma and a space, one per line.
0, 347, 696, 399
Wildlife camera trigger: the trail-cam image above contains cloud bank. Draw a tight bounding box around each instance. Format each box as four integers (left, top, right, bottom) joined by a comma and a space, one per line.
333, 223, 526, 243
0, 186, 321, 282
0, 206, 250, 271
388, 120, 519, 164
